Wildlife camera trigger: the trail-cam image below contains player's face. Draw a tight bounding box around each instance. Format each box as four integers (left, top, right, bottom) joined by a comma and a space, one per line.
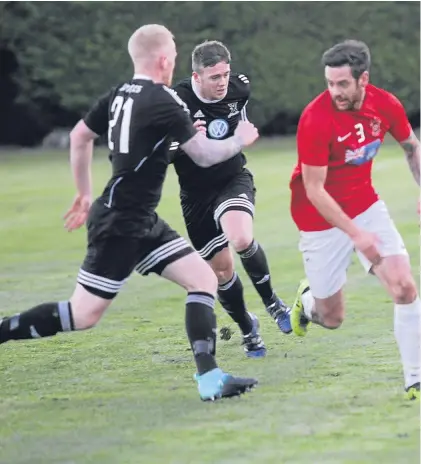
161, 39, 177, 87
193, 61, 230, 100
325, 65, 368, 111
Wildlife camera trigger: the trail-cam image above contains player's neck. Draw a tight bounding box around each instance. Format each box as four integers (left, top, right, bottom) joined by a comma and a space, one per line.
353, 88, 367, 111
133, 68, 161, 84
133, 73, 153, 81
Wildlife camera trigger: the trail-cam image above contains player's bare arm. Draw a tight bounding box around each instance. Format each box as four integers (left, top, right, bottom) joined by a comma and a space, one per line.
69, 119, 98, 197
181, 132, 243, 167
302, 163, 381, 265
181, 120, 258, 167
302, 164, 360, 236
400, 130, 420, 186
64, 120, 98, 231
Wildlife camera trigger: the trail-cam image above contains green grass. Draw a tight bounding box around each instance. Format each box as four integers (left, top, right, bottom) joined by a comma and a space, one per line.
0, 140, 419, 464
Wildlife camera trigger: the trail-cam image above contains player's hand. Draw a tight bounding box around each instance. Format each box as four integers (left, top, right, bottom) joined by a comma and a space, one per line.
63, 194, 92, 232
234, 121, 259, 147
351, 229, 382, 266
193, 119, 207, 134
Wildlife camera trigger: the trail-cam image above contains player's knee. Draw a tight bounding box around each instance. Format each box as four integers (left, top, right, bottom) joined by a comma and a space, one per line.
389, 274, 417, 304
230, 235, 254, 254
213, 267, 234, 285
70, 304, 104, 330
70, 285, 111, 330
210, 254, 234, 285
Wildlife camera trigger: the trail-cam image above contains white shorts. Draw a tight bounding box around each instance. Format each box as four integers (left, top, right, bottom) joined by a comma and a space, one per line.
299, 200, 409, 299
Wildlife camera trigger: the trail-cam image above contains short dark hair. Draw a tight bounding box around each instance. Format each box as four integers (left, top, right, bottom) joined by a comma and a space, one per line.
192, 40, 231, 73
322, 40, 371, 79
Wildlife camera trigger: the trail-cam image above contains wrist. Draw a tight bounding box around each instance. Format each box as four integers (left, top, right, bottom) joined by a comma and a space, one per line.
232, 134, 244, 150
76, 187, 92, 198
348, 225, 362, 240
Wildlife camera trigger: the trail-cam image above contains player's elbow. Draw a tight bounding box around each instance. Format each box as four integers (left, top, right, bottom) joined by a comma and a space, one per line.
193, 156, 212, 168
70, 120, 96, 147
181, 135, 214, 168
181, 146, 211, 167
304, 183, 325, 204
185, 151, 211, 168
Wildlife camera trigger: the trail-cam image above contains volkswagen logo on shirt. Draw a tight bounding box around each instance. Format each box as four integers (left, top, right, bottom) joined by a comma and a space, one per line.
208, 119, 229, 139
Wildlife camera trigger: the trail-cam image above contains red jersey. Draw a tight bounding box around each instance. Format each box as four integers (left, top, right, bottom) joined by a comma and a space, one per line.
290, 84, 412, 231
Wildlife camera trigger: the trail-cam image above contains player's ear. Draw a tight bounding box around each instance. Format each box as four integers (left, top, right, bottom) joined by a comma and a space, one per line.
158, 55, 168, 71
192, 71, 200, 84
359, 71, 369, 88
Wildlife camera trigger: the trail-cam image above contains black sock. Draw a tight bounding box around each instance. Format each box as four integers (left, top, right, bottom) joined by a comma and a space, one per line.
0, 301, 74, 344
185, 292, 218, 375
239, 240, 274, 306
218, 272, 253, 335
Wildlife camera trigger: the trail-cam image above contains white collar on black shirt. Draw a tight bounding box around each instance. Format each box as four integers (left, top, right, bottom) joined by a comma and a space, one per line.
191, 77, 223, 104
133, 74, 153, 81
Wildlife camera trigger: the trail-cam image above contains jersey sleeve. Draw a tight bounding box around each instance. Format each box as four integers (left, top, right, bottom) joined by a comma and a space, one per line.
236, 74, 251, 120
297, 106, 331, 166
171, 81, 194, 115
171, 82, 187, 98
83, 89, 113, 136
153, 86, 197, 144
385, 93, 412, 142
237, 74, 251, 98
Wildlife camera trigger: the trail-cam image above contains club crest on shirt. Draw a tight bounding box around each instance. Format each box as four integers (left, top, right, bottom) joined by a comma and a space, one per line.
227, 102, 239, 118
370, 117, 381, 137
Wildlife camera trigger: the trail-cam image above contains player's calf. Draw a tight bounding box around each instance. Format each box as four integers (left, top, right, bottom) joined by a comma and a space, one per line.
291, 282, 345, 336
373, 255, 421, 395
162, 253, 259, 392
0, 301, 75, 343
224, 229, 292, 333
0, 285, 112, 344
315, 310, 344, 329
310, 293, 345, 329
209, 248, 254, 336
239, 238, 272, 303
162, 253, 219, 373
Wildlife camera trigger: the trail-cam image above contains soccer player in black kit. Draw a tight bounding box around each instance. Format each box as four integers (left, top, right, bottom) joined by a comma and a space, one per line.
0, 25, 260, 401
171, 41, 292, 358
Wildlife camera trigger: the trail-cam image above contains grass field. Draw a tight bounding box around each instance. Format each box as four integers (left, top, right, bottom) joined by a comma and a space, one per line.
0, 139, 419, 464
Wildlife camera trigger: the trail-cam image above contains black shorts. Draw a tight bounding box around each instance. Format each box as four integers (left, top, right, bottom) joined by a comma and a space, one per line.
77, 216, 194, 299
180, 168, 256, 261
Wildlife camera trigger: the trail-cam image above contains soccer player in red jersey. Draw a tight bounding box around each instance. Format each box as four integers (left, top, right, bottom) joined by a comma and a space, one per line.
289, 40, 420, 400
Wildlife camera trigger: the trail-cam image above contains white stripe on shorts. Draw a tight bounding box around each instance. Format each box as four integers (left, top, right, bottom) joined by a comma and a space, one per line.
197, 233, 228, 259
77, 269, 127, 294
213, 198, 254, 224
135, 237, 191, 275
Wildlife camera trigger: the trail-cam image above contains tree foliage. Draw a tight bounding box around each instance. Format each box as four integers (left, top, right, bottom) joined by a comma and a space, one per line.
1, 1, 419, 134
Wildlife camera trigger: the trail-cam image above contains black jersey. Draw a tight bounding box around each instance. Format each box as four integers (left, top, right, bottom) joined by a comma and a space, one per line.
171, 73, 250, 193
83, 76, 196, 238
